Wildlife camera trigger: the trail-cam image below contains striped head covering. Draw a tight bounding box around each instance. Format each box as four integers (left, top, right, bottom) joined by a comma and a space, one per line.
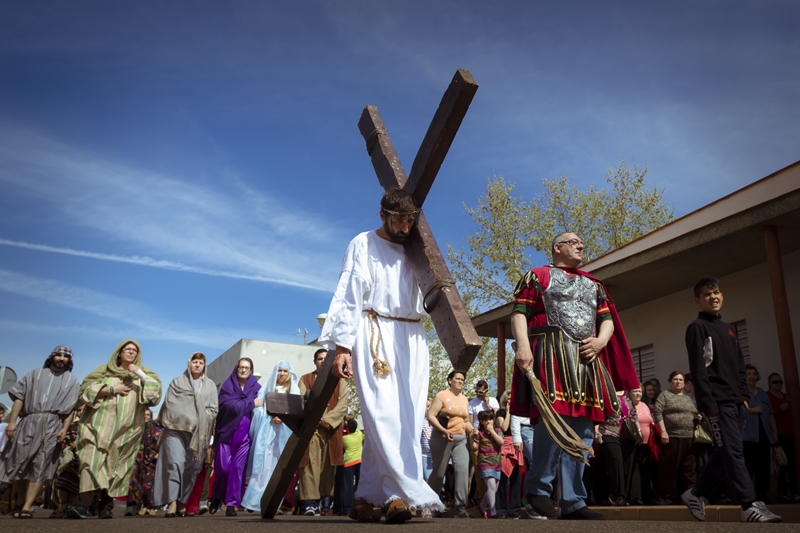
44, 344, 74, 372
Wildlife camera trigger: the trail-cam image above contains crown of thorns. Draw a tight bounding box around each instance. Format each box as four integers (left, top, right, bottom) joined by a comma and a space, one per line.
382, 208, 420, 216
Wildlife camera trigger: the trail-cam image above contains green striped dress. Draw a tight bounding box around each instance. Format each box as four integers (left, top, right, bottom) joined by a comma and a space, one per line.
77, 376, 161, 496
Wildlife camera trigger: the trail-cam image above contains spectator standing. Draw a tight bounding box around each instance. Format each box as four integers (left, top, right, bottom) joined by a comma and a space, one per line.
427, 370, 473, 518
241, 360, 299, 512
68, 340, 162, 519
743, 364, 779, 503
494, 392, 522, 519
767, 372, 799, 502
0, 345, 79, 519
682, 276, 781, 522
596, 390, 640, 506
297, 349, 348, 516
643, 382, 657, 411
335, 419, 363, 516
209, 358, 261, 516
629, 385, 655, 504
474, 410, 503, 518
420, 399, 434, 482
125, 409, 162, 516
154, 352, 219, 517
653, 371, 698, 503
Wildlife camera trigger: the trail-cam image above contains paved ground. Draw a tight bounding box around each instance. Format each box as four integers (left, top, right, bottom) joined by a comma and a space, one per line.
3, 503, 800, 532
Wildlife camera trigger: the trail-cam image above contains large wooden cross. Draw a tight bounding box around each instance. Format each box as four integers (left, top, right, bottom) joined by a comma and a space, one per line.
259, 68, 483, 518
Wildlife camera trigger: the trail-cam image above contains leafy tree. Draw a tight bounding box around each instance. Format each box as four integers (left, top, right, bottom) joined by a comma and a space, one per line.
448, 160, 673, 311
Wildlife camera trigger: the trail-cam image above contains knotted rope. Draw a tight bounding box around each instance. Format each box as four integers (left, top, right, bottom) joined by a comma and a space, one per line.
367, 309, 420, 378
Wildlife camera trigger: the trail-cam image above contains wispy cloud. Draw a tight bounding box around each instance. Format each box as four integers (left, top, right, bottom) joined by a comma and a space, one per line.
0, 124, 344, 293
0, 268, 274, 349
0, 238, 329, 290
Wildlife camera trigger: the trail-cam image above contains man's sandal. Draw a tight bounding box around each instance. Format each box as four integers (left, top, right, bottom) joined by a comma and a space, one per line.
385, 499, 413, 525
349, 498, 381, 522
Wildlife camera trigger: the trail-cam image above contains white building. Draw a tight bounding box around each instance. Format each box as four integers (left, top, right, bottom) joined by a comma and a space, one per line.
207, 338, 323, 388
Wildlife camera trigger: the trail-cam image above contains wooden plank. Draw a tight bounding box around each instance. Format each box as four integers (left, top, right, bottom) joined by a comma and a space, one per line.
406, 213, 482, 369
259, 356, 340, 518
266, 391, 305, 434
357, 85, 483, 370
404, 69, 478, 208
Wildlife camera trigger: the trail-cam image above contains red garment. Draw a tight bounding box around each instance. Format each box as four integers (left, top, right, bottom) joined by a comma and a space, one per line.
768, 391, 792, 436
185, 462, 209, 514
509, 266, 639, 423
499, 434, 523, 478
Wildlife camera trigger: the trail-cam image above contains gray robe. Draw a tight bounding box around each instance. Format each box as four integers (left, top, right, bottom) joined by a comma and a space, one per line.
0, 367, 80, 482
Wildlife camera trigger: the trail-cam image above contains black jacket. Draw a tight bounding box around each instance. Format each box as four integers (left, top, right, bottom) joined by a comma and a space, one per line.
685, 312, 748, 414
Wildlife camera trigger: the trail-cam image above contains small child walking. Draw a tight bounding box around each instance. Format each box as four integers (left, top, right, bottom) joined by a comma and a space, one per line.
474, 410, 504, 518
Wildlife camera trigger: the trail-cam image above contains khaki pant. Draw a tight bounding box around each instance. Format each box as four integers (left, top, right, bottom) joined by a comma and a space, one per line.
299, 430, 335, 500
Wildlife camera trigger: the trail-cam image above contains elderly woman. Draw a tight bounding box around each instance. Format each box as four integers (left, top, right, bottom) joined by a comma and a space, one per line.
743, 364, 779, 502
241, 360, 299, 512
653, 371, 698, 503
209, 358, 261, 516
153, 352, 219, 517
67, 339, 161, 519
427, 370, 474, 518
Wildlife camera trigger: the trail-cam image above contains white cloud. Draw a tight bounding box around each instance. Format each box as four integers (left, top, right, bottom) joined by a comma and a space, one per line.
0, 124, 344, 293
0, 269, 273, 349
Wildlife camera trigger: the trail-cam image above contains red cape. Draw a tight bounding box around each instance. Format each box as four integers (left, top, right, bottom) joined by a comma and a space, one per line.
509, 266, 640, 423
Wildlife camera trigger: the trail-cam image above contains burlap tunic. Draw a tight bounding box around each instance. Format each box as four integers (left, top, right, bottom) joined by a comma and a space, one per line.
0, 367, 79, 483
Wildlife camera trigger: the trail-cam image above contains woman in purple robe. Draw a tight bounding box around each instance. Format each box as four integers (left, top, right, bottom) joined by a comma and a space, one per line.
209, 358, 261, 516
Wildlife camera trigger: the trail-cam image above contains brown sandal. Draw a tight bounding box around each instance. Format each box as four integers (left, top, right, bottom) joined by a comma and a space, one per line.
385, 499, 412, 524
348, 498, 381, 522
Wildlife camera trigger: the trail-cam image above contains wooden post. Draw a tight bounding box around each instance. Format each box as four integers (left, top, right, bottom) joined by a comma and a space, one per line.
497, 322, 506, 396
763, 224, 800, 487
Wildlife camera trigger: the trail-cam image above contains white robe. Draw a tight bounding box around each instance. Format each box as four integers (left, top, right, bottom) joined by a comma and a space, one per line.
319, 230, 443, 511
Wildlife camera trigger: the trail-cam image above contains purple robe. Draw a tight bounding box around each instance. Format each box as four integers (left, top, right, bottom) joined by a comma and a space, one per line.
212, 366, 259, 505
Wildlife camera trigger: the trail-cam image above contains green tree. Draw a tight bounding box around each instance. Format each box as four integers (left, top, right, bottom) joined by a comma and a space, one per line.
448, 160, 673, 311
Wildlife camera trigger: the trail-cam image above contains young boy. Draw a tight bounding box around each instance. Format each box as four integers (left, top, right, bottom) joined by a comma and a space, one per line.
681, 276, 781, 523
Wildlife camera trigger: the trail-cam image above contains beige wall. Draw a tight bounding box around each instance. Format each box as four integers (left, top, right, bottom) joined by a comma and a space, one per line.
619, 249, 800, 387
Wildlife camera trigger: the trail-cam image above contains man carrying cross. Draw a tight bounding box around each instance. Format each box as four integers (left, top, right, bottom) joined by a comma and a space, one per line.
321, 188, 445, 523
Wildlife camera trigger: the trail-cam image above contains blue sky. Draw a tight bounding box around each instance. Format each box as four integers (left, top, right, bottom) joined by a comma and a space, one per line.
1, 1, 798, 407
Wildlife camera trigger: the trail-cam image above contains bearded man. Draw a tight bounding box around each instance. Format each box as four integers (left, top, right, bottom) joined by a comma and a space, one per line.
321, 188, 444, 523
0, 345, 80, 518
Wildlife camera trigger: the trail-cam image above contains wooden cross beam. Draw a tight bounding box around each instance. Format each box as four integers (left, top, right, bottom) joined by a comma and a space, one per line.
259, 68, 482, 519
358, 68, 482, 371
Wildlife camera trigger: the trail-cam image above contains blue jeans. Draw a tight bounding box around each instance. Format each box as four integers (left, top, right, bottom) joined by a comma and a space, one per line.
527, 416, 593, 515
422, 455, 433, 482
519, 424, 534, 514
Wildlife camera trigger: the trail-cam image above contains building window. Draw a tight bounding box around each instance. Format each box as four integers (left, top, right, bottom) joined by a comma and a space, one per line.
732, 320, 750, 365
631, 344, 656, 383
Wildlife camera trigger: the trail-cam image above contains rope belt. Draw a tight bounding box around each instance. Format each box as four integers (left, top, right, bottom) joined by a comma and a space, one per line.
367, 309, 421, 377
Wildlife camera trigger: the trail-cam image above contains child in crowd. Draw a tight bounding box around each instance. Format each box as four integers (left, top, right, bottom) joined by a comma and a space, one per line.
474, 410, 503, 518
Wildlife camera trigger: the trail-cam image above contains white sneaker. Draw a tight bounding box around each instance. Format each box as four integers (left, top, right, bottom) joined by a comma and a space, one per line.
741, 501, 782, 523
681, 489, 707, 522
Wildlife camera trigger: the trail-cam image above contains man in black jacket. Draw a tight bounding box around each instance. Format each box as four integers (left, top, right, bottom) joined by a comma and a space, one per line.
681, 276, 781, 523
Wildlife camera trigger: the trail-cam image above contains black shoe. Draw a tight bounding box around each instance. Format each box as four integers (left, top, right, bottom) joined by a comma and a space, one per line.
527, 495, 557, 518
560, 506, 605, 520
99, 507, 114, 519
613, 496, 629, 507
226, 507, 237, 517
66, 506, 88, 519
209, 498, 221, 515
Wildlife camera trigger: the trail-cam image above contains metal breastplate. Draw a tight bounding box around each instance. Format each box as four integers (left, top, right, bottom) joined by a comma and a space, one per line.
542, 267, 597, 342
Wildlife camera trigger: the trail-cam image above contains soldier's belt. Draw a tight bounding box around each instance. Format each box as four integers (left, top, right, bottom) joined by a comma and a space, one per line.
529, 325, 619, 413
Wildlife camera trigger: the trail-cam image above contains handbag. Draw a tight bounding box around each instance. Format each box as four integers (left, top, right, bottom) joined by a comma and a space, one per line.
693, 418, 712, 445
773, 445, 788, 467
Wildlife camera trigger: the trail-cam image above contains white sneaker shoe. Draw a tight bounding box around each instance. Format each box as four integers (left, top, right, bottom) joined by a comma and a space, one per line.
681, 489, 707, 522
741, 501, 782, 523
